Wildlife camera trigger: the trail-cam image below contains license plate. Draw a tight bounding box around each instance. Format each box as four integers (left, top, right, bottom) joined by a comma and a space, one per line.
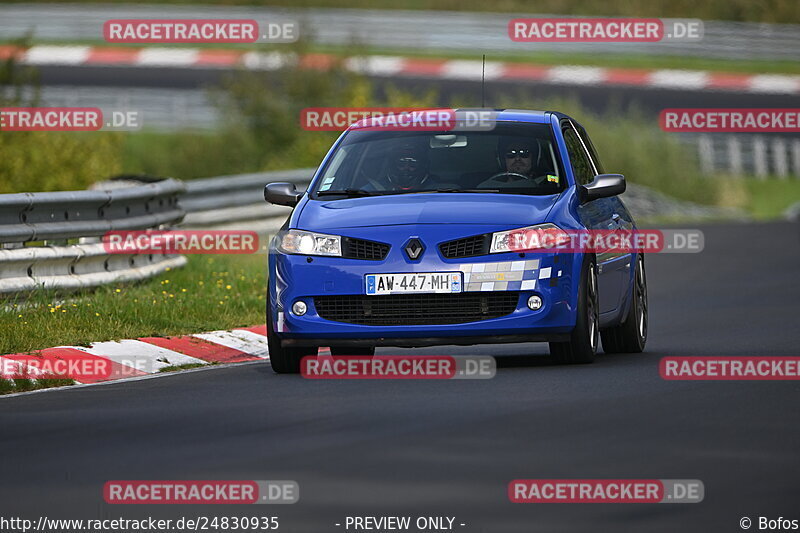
365, 272, 462, 295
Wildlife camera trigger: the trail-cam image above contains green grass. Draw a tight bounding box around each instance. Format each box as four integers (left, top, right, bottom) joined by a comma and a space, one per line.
158, 362, 215, 372
739, 179, 800, 219
0, 253, 268, 356
5, 0, 798, 23
0, 376, 76, 395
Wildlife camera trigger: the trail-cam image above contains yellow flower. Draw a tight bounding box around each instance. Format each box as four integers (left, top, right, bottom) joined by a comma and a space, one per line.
50, 308, 55, 313
115, 288, 121, 293
226, 285, 232, 290
95, 312, 100, 317
165, 267, 171, 272
181, 288, 187, 293
218, 300, 224, 305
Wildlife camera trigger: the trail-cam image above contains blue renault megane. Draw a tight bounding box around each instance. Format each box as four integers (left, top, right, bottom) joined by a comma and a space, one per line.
263, 109, 648, 373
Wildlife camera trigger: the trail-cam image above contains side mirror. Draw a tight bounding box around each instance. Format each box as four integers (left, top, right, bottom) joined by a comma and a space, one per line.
580, 174, 625, 204
264, 182, 303, 207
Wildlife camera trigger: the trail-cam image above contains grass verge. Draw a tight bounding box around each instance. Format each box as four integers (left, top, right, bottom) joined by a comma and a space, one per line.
738, 179, 800, 219
158, 362, 215, 373
0, 377, 76, 396
0, 253, 268, 356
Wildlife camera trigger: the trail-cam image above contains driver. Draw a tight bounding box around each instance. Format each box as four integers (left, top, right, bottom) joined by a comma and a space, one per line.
363, 141, 443, 192
478, 138, 560, 189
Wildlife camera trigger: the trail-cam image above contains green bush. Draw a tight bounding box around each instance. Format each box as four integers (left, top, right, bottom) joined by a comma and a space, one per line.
0, 132, 123, 193
0, 41, 123, 193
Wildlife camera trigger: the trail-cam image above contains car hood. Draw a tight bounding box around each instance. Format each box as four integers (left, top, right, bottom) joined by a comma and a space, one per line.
297, 193, 560, 230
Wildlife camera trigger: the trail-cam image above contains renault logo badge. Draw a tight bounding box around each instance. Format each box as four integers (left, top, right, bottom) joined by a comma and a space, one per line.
404, 238, 425, 260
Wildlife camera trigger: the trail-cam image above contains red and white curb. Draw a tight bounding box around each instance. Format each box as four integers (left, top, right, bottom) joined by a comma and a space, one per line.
1, 44, 797, 95
0, 325, 329, 394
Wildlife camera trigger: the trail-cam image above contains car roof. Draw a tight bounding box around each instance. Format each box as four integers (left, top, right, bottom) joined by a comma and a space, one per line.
488, 109, 551, 123
347, 109, 572, 131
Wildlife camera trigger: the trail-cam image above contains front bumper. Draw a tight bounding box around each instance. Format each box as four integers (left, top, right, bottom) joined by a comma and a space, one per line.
268, 226, 583, 348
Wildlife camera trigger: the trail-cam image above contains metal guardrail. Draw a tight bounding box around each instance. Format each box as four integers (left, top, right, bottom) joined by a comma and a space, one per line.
0, 179, 187, 296
0, 179, 185, 243
694, 134, 800, 178
0, 170, 320, 296
180, 168, 314, 227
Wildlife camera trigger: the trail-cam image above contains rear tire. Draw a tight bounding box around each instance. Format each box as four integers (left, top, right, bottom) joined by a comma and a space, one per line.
267, 302, 317, 374
549, 256, 599, 364
329, 346, 375, 356
601, 254, 648, 354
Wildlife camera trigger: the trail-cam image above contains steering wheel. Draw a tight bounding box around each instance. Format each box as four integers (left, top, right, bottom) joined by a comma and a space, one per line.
486, 171, 531, 183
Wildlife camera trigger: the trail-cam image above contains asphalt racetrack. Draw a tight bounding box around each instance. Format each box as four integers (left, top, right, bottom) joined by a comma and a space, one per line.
1, 221, 799, 532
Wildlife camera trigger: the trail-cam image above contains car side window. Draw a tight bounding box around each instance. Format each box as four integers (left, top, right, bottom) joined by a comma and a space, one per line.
575, 125, 605, 175
562, 127, 595, 185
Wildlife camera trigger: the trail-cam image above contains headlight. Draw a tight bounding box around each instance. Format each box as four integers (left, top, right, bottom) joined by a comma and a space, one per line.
490, 223, 569, 253
279, 229, 342, 256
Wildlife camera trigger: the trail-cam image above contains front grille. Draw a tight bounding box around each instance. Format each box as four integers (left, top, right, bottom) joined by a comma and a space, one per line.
439, 234, 490, 258
342, 237, 390, 260
314, 292, 520, 325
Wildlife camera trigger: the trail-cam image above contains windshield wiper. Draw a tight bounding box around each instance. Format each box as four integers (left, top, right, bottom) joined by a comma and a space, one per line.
316, 189, 379, 197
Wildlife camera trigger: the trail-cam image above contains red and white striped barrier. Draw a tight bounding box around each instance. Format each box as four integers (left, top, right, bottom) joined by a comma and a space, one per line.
0, 324, 276, 388
1, 45, 797, 95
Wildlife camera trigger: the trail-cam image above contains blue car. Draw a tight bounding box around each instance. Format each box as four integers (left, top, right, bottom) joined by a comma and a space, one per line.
264, 109, 648, 373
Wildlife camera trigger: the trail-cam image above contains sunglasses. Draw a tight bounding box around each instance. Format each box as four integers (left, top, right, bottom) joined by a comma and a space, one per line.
395, 157, 419, 169
505, 149, 531, 159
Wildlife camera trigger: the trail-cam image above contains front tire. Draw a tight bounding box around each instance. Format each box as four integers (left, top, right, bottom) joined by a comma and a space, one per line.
267, 302, 317, 374
601, 254, 648, 354
549, 255, 599, 364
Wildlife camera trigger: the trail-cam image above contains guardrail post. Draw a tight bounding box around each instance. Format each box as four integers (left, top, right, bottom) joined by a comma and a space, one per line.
791, 139, 800, 179
772, 138, 789, 179
726, 136, 743, 177
753, 137, 768, 179
697, 135, 715, 175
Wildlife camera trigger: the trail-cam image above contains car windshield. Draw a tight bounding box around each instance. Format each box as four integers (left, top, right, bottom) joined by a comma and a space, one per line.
311, 122, 565, 198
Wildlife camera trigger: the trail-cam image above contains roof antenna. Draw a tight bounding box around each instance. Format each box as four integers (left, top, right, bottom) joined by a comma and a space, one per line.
481, 54, 486, 108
